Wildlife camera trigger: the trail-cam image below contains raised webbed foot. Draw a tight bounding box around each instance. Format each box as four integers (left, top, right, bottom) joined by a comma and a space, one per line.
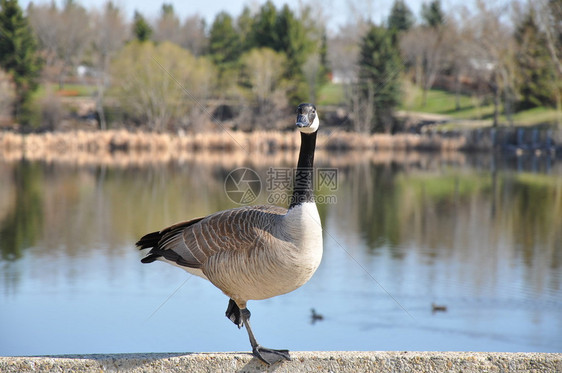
225, 299, 243, 328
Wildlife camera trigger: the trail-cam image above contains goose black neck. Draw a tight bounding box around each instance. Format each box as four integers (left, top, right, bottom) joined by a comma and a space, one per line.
289, 131, 317, 209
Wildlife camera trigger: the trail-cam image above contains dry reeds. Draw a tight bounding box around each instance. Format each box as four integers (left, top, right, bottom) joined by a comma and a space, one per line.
0, 129, 475, 167
322, 131, 467, 151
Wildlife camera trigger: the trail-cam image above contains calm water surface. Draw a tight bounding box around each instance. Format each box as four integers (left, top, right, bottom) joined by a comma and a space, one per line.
1, 152, 561, 355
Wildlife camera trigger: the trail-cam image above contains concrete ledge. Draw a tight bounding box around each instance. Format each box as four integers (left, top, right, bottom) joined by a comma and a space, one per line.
1, 351, 561, 372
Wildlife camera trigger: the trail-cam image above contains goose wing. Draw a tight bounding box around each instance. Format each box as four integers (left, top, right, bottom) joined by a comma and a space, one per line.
137, 205, 287, 269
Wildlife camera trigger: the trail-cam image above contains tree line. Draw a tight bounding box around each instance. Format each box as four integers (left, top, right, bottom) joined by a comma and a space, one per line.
0, 0, 560, 132
353, 0, 562, 131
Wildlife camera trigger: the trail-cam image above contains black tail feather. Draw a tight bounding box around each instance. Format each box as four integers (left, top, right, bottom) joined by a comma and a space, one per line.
140, 253, 160, 263
137, 231, 164, 264
136, 231, 162, 250
136, 216, 206, 264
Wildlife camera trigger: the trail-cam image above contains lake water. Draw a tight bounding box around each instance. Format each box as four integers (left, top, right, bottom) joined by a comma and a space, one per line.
1, 151, 561, 356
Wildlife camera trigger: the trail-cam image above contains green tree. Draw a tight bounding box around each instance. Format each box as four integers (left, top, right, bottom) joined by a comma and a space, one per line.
249, 1, 278, 50
209, 12, 241, 68
388, 0, 415, 33
208, 11, 242, 96
0, 0, 42, 118
274, 4, 311, 103
110, 41, 216, 130
514, 9, 558, 109
302, 29, 330, 103
132, 10, 152, 42
421, 0, 445, 28
245, 2, 314, 103
318, 30, 331, 85
275, 4, 311, 77
161, 3, 173, 16
357, 24, 402, 132
236, 6, 254, 51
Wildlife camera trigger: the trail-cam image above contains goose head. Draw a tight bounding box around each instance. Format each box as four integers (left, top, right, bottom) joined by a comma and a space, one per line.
296, 103, 319, 134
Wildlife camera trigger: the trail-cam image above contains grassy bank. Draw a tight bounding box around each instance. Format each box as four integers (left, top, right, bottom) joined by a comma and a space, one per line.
32, 83, 96, 99
403, 85, 562, 127
405, 89, 559, 125
319, 81, 561, 128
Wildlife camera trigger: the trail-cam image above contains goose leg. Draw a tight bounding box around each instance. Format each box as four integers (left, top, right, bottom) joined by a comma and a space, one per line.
225, 299, 290, 365
240, 308, 291, 365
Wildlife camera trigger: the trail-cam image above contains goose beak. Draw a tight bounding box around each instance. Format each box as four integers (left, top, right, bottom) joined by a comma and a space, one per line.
296, 114, 310, 128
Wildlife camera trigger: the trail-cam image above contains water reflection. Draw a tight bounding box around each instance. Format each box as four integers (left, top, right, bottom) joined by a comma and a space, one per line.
0, 152, 561, 354
349, 162, 562, 263
0, 161, 43, 261
339, 159, 561, 303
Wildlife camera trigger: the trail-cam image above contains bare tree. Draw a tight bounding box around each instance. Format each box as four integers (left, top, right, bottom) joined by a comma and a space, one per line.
446, 23, 469, 110
302, 53, 320, 103
27, 3, 62, 81
400, 23, 452, 106
56, 0, 91, 88
0, 69, 15, 124
298, 0, 330, 103
463, 0, 517, 126
153, 4, 183, 46
327, 0, 373, 86
180, 15, 207, 56
350, 81, 374, 133
328, 19, 370, 85
345, 0, 375, 24
536, 0, 562, 76
535, 0, 562, 114
28, 1, 91, 88
91, 1, 128, 130
240, 48, 287, 107
239, 48, 288, 129
153, 7, 208, 57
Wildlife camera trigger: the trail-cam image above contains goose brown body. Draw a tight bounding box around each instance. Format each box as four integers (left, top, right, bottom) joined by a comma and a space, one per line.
138, 203, 322, 307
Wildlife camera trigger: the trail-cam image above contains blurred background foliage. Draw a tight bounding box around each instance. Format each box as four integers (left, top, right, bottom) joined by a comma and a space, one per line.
0, 0, 560, 132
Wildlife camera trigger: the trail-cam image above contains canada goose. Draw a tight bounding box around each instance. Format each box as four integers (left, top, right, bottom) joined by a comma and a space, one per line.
136, 103, 323, 365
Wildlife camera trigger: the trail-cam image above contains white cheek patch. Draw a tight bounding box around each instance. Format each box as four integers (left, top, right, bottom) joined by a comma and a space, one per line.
299, 115, 319, 134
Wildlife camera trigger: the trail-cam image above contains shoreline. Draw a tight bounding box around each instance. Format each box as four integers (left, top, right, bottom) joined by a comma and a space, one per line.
0, 129, 469, 166
0, 129, 557, 167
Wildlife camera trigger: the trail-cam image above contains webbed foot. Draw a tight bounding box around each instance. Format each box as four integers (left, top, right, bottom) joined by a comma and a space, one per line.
252, 345, 291, 365
236, 304, 290, 365
225, 299, 243, 328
